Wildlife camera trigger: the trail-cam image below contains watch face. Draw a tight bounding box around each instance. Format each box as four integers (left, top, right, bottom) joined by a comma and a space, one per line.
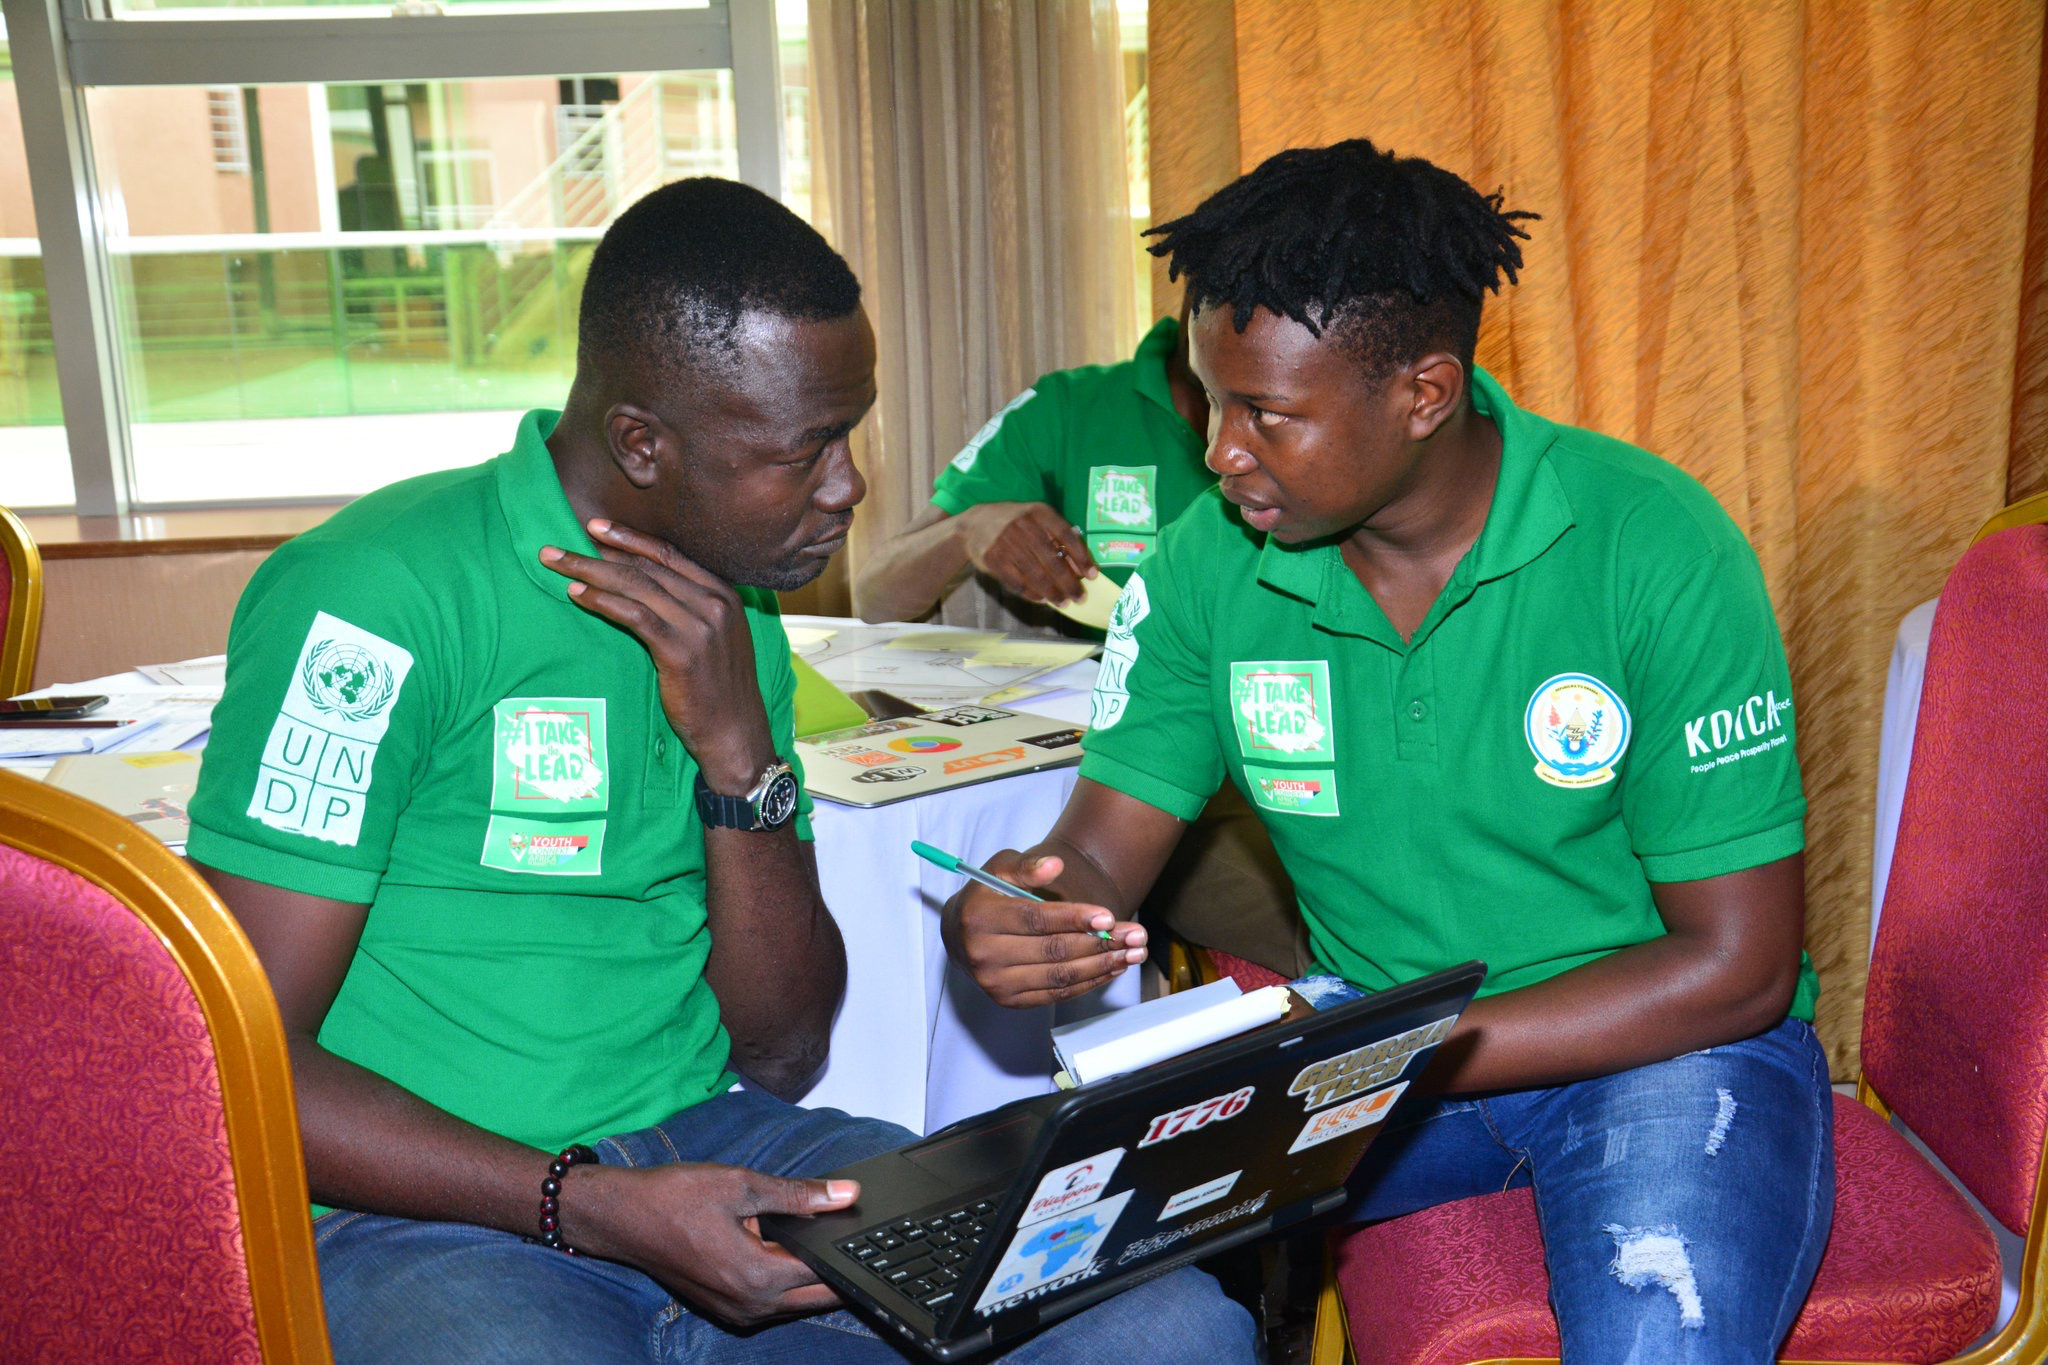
759, 771, 801, 829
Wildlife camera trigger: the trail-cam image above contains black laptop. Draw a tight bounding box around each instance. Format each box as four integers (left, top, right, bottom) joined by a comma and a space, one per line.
763, 962, 1485, 1361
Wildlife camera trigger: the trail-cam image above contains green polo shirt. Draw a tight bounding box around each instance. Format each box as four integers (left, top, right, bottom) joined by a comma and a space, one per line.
1081, 369, 1817, 1020
931, 317, 1211, 581
189, 409, 813, 1166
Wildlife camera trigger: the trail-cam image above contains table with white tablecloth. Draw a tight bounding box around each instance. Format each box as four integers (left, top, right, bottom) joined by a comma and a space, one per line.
797, 765, 1138, 1136
20, 648, 1134, 1141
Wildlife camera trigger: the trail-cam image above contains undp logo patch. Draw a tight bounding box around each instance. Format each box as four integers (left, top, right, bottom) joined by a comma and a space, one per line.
1524, 673, 1630, 789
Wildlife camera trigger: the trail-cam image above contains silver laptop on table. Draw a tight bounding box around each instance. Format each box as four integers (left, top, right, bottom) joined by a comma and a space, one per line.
796, 705, 1084, 808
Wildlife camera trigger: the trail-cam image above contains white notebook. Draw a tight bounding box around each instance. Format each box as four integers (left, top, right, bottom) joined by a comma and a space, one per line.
1050, 977, 1293, 1085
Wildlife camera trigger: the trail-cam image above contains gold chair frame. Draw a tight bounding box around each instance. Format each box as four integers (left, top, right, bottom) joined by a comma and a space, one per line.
0, 504, 43, 696
0, 771, 332, 1362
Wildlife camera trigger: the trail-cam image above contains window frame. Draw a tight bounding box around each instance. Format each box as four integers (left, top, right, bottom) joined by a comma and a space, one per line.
2, 0, 784, 514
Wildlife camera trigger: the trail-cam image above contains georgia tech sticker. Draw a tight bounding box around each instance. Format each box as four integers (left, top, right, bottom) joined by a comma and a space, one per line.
1286, 1082, 1409, 1154
1288, 1015, 1456, 1111
1525, 672, 1631, 788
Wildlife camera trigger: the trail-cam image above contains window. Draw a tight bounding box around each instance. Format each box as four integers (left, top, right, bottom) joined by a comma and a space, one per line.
0, 26, 68, 508
88, 73, 738, 502
1, 0, 798, 513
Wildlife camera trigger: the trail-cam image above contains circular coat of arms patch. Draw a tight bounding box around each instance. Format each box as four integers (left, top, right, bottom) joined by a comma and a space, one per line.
1524, 673, 1630, 788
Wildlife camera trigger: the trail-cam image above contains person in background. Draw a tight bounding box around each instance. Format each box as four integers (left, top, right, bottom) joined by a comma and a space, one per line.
853, 296, 1209, 622
856, 296, 1311, 977
186, 177, 1255, 1364
945, 139, 1833, 1364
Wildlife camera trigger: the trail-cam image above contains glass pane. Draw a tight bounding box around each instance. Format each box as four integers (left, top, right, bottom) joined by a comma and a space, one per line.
107, 0, 711, 18
87, 73, 737, 504
0, 33, 75, 509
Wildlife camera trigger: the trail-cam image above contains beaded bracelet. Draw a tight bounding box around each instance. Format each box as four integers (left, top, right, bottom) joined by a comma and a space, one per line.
534, 1143, 598, 1255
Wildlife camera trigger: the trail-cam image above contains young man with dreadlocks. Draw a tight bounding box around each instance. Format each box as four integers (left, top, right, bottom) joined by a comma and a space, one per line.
944, 140, 1833, 1361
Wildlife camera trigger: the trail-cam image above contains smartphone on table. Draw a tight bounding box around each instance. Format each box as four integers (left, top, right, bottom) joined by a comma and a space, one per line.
0, 695, 110, 722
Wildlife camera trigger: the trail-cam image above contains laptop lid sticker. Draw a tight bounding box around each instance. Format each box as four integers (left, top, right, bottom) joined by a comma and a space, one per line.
1288, 1014, 1456, 1111
974, 1189, 1135, 1317
1157, 1170, 1243, 1221
1286, 1081, 1410, 1155
1137, 1084, 1256, 1148
1018, 1148, 1126, 1226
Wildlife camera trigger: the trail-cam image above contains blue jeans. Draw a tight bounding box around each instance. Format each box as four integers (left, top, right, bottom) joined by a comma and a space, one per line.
316, 1089, 1258, 1363
1339, 1017, 1834, 1364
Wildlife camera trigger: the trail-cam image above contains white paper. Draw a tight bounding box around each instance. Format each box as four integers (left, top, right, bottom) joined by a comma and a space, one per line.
1051, 980, 1291, 1084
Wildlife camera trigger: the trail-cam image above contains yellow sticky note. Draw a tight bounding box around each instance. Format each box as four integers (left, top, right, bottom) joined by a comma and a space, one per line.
966, 641, 1101, 670
1054, 574, 1123, 631
120, 752, 201, 769
885, 630, 1006, 652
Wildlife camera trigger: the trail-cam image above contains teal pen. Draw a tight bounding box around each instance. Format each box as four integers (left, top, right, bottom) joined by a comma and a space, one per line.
910, 839, 1117, 940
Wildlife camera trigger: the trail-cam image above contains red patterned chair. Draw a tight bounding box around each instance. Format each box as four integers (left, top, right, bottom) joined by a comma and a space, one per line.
1200, 523, 2048, 1365
0, 503, 42, 696
0, 770, 331, 1362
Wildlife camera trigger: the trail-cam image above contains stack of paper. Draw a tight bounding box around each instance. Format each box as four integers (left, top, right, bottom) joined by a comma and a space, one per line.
1050, 977, 1292, 1086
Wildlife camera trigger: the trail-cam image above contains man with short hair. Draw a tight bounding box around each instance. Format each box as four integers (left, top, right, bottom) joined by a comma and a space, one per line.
189, 178, 1255, 1362
946, 141, 1834, 1363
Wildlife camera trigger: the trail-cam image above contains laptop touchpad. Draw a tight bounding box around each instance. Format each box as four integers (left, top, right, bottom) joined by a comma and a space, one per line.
902, 1111, 1040, 1185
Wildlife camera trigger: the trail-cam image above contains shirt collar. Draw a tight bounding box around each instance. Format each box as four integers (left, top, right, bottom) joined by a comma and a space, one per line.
1252, 366, 1574, 623
496, 408, 597, 602
1131, 316, 1184, 420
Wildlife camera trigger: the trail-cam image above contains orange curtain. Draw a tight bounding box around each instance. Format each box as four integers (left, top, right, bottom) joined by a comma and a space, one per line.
1151, 0, 2048, 1077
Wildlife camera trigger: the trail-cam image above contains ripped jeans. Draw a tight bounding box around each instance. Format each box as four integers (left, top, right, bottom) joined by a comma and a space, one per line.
1338, 1016, 1833, 1364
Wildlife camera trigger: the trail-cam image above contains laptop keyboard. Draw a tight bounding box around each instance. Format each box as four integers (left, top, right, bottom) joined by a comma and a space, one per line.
837, 1196, 1000, 1313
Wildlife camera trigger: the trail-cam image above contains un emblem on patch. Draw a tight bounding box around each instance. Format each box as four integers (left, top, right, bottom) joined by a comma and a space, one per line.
1525, 673, 1630, 789
301, 640, 398, 722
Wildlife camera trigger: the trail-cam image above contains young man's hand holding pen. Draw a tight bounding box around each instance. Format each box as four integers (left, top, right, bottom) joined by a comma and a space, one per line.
932, 843, 1148, 1010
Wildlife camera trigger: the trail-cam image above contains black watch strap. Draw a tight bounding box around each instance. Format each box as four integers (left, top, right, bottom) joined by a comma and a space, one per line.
694, 761, 797, 832
693, 773, 755, 829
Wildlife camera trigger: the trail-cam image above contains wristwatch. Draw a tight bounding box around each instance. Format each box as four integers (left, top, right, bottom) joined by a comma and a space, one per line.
694, 759, 801, 832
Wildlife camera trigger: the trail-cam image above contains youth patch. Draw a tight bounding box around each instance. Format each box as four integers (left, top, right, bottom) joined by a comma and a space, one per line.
492, 698, 608, 811
1230, 661, 1335, 760
246, 611, 415, 847
1525, 672, 1631, 788
1244, 764, 1339, 817
1286, 1081, 1409, 1154
480, 815, 606, 876
1090, 573, 1151, 731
